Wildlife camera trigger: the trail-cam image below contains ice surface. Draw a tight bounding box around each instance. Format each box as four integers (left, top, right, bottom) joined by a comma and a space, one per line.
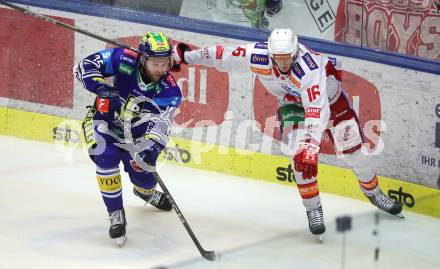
1, 135, 439, 269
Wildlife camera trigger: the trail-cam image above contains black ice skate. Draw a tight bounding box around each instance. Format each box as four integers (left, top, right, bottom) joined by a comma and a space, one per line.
366, 191, 403, 217
306, 206, 326, 237
108, 209, 127, 247
134, 188, 172, 211
266, 1, 283, 16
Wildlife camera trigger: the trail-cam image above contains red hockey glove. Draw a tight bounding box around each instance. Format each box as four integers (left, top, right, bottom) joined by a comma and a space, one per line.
171, 43, 191, 71
293, 140, 320, 179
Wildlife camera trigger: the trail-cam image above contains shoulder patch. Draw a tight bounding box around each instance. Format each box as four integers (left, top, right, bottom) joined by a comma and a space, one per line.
99, 49, 112, 60
250, 53, 269, 65
254, 42, 268, 49
292, 63, 305, 79
302, 53, 318, 71
164, 73, 177, 87
118, 63, 134, 75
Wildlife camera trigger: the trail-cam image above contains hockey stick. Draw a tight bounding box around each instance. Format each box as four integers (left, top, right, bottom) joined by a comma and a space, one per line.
0, 0, 139, 53
151, 171, 219, 261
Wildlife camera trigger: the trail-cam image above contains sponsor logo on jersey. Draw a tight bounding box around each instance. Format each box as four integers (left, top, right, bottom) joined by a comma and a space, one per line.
121, 55, 135, 64
119, 63, 134, 75
302, 53, 318, 71
254, 42, 268, 49
281, 84, 292, 92
251, 53, 269, 65
120, 95, 143, 120
292, 63, 305, 79
215, 45, 224, 60
251, 67, 272, 75
305, 107, 321, 118
282, 110, 304, 121
123, 48, 138, 58
289, 75, 301, 88
97, 174, 122, 192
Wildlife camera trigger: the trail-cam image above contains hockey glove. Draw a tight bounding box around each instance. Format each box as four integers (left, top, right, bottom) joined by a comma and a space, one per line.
95, 84, 122, 119
133, 134, 165, 168
293, 139, 320, 179
171, 43, 191, 71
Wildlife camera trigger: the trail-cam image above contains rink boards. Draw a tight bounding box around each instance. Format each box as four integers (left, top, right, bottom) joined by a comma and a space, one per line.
0, 106, 439, 219
0, 3, 439, 217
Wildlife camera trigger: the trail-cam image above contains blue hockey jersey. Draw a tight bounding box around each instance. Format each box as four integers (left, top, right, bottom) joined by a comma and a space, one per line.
75, 47, 182, 145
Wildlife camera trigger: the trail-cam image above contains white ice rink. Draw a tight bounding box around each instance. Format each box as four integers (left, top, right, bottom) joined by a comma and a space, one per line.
1, 135, 439, 269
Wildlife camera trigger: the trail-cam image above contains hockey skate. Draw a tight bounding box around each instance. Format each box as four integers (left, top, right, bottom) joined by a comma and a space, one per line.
266, 1, 283, 16
134, 188, 172, 211
366, 191, 403, 218
306, 206, 326, 241
108, 209, 127, 247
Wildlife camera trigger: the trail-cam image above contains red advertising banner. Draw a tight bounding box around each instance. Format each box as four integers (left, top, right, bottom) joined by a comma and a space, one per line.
335, 0, 440, 60
0, 8, 74, 108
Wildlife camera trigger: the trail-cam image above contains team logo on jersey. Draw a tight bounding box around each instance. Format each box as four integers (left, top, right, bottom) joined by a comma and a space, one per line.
302, 53, 318, 71
292, 63, 305, 79
254, 42, 268, 49
251, 54, 269, 65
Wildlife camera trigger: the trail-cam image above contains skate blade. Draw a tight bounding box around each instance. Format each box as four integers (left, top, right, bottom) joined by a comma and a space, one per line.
114, 235, 127, 247
394, 213, 405, 219
315, 234, 324, 243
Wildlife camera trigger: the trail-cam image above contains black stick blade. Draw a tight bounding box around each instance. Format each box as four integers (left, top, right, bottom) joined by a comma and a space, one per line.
203, 251, 220, 261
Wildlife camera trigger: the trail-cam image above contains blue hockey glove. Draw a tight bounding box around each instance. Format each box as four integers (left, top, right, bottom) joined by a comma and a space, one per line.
95, 84, 122, 119
134, 134, 165, 167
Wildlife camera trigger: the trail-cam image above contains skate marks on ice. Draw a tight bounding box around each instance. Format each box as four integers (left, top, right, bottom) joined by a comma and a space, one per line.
166, 211, 440, 269
1, 136, 439, 269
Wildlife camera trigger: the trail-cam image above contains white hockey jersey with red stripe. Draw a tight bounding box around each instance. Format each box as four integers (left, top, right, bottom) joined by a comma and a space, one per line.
184, 42, 344, 144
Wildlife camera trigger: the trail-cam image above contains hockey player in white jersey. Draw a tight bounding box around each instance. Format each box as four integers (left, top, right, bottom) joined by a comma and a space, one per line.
173, 29, 402, 236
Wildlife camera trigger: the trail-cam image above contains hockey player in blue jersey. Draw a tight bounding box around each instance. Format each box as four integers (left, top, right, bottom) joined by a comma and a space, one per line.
75, 32, 182, 246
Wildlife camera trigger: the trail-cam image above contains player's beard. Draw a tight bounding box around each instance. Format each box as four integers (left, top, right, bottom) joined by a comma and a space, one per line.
140, 66, 164, 83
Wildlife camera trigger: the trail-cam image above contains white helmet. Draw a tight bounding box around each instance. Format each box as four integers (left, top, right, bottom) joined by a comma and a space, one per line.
267, 29, 298, 58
